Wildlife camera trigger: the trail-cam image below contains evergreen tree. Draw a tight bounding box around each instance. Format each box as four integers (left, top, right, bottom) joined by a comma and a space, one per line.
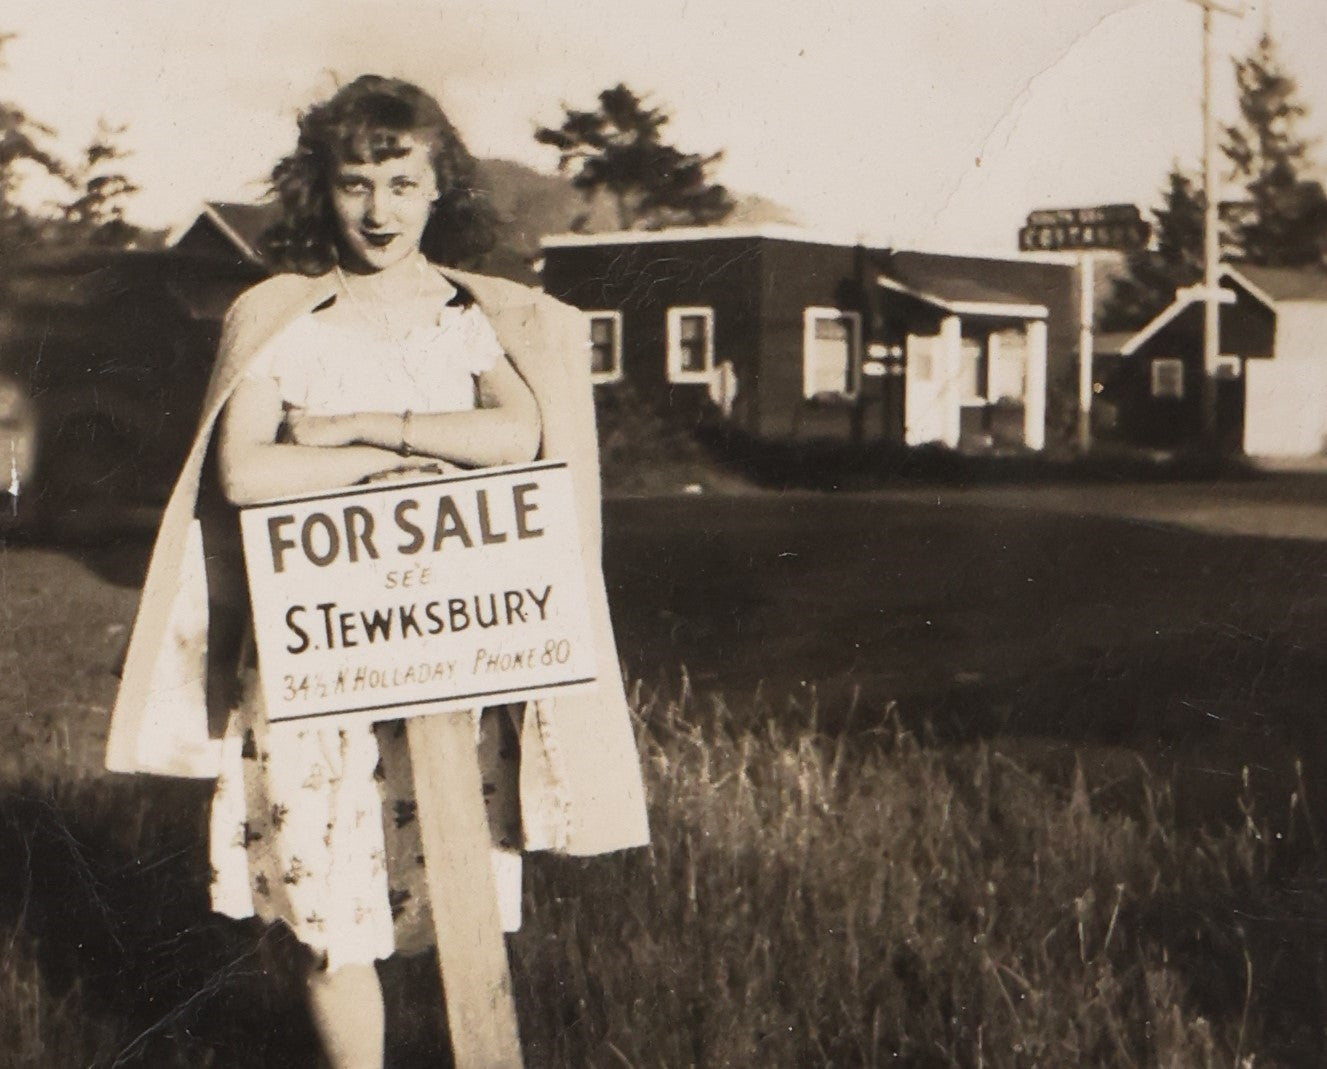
1103, 31, 1327, 330
1100, 167, 1210, 330
535, 83, 735, 231
0, 33, 64, 251
55, 120, 141, 248
1221, 32, 1327, 266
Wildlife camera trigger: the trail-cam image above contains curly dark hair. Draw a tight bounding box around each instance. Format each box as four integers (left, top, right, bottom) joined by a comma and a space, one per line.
260, 75, 496, 274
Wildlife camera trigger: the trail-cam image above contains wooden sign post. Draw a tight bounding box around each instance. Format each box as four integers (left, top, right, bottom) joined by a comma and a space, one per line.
238, 461, 601, 1068
1019, 204, 1154, 452
1077, 251, 1095, 453
408, 712, 523, 1068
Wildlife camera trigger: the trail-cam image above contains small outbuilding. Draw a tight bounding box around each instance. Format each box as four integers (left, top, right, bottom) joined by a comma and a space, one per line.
167, 201, 280, 268
1104, 265, 1327, 455
540, 226, 1078, 451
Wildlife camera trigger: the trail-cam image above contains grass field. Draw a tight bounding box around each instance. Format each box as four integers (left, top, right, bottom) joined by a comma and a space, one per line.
3, 479, 1327, 1065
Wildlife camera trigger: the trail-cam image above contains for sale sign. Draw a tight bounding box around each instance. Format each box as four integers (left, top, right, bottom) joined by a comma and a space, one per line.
238, 461, 599, 727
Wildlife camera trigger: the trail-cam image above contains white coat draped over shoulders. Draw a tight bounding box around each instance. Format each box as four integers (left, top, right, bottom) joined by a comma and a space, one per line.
106, 266, 650, 858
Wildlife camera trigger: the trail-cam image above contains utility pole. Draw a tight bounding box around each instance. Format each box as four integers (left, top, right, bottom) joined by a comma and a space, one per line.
1077, 252, 1094, 453
1185, 0, 1245, 447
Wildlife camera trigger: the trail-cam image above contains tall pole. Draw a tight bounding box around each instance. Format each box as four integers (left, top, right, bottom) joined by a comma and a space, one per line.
1077, 252, 1095, 452
1201, 2, 1221, 446
1186, 0, 1245, 447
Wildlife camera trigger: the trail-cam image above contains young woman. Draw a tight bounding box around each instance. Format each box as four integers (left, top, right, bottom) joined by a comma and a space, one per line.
106, 76, 649, 1068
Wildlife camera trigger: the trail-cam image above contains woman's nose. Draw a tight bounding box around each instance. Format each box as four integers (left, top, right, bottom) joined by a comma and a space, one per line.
364, 187, 389, 227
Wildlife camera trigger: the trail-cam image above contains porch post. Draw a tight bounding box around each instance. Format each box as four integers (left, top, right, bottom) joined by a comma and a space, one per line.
1023, 319, 1048, 450
939, 314, 962, 448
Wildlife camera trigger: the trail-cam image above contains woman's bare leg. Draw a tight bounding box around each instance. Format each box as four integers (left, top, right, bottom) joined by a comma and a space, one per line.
305, 961, 385, 1069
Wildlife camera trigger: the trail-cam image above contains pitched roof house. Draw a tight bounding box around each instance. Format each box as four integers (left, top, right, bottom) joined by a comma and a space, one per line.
167, 201, 281, 267
1106, 264, 1327, 455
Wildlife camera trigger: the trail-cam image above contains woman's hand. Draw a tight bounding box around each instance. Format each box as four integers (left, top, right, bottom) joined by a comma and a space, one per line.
358, 459, 461, 485
286, 409, 365, 448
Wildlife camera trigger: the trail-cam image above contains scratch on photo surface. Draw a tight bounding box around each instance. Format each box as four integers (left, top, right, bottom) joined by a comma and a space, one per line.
698, 244, 760, 290
110, 941, 271, 1067
42, 806, 127, 954
933, 2, 1146, 226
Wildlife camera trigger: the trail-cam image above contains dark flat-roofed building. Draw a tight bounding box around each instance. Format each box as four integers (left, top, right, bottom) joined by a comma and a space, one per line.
540, 226, 1078, 451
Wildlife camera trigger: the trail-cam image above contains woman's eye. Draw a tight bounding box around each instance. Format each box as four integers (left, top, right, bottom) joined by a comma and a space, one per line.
336, 178, 370, 194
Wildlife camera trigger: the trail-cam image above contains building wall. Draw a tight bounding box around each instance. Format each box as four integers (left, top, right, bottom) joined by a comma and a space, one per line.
756, 240, 861, 439
542, 237, 765, 430
1108, 290, 1274, 450
1244, 304, 1327, 456
543, 236, 1077, 448
174, 220, 252, 266
543, 237, 867, 439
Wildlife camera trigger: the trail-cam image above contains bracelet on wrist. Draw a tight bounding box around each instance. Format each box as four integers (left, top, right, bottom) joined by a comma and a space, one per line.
399, 410, 415, 457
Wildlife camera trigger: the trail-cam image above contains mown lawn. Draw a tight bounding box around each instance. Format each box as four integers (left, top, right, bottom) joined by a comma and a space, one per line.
603, 489, 1327, 816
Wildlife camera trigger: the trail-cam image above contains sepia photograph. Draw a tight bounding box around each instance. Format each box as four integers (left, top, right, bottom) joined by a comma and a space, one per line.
3, 1, 1327, 1065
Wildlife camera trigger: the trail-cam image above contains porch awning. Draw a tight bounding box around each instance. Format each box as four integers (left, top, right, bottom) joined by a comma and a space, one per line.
876, 274, 1047, 320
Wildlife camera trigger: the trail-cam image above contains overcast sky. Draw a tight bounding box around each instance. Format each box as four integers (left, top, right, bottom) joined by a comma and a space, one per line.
5, 0, 1323, 253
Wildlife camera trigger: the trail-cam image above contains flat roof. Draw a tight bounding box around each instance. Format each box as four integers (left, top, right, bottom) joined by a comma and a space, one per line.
541, 223, 853, 249
541, 225, 1072, 265
876, 275, 1047, 319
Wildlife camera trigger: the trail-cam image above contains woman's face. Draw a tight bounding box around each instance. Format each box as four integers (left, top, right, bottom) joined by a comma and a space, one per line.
330, 134, 439, 272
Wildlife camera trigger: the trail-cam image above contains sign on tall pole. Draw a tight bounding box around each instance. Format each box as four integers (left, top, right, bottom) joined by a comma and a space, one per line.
1020, 205, 1152, 452
1017, 204, 1149, 254
1185, 0, 1246, 446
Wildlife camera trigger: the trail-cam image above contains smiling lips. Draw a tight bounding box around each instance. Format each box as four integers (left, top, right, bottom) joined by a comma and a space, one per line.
362, 231, 397, 248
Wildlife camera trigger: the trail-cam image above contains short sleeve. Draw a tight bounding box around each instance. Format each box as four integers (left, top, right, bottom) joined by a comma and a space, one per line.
239, 318, 315, 407
458, 306, 504, 377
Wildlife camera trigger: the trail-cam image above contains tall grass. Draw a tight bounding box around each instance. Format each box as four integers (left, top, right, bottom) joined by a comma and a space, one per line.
512, 679, 1320, 1068
1, 678, 1323, 1066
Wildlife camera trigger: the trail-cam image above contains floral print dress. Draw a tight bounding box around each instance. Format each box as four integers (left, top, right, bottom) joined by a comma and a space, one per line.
207, 289, 525, 972
209, 678, 524, 971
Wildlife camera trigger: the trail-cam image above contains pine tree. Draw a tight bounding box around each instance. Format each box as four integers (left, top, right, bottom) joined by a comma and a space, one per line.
535, 84, 735, 231
1100, 167, 1210, 330
1221, 32, 1327, 266
1103, 31, 1327, 330
55, 120, 141, 248
0, 33, 64, 251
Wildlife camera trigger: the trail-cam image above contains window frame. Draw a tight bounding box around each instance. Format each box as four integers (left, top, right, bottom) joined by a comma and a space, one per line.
957, 332, 988, 407
1150, 357, 1185, 400
666, 306, 716, 383
585, 310, 624, 384
802, 307, 863, 400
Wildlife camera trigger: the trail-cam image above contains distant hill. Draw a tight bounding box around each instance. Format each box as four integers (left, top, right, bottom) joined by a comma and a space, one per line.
168, 159, 794, 287
476, 157, 796, 284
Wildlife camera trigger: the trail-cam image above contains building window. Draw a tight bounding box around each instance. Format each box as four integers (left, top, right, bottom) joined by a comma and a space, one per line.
1150, 357, 1185, 400
586, 311, 623, 383
667, 307, 715, 382
958, 335, 988, 405
803, 308, 862, 399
